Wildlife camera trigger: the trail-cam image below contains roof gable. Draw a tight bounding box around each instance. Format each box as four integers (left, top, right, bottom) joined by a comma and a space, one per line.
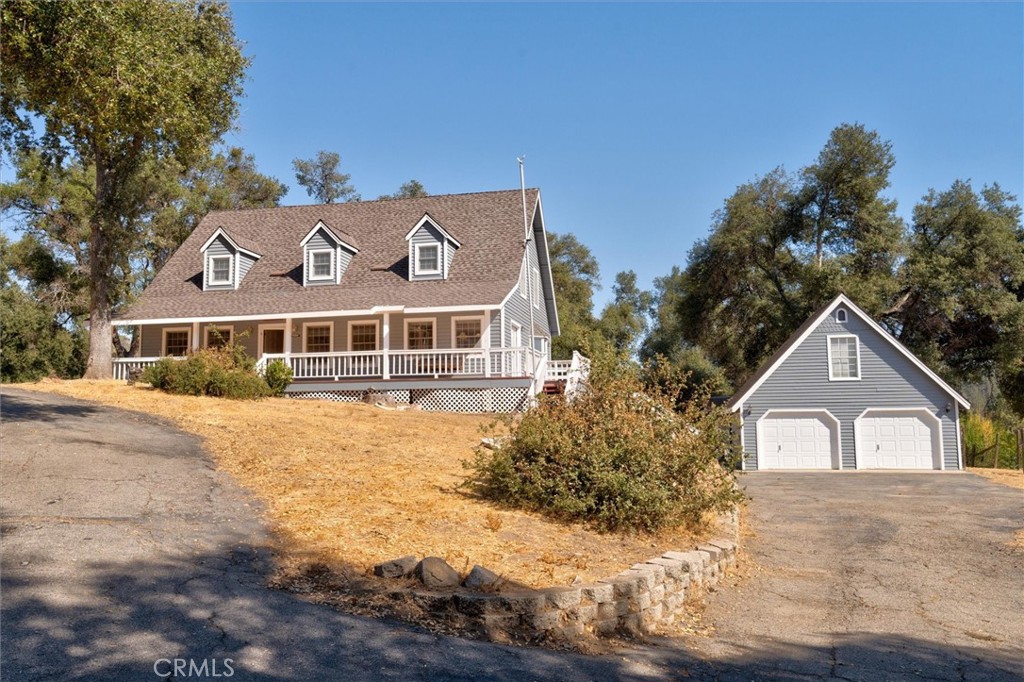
726, 294, 969, 411
404, 213, 461, 247
200, 227, 261, 260
299, 220, 359, 253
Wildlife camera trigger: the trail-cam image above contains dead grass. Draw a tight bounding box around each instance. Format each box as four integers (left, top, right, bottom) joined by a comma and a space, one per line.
14, 380, 711, 588
968, 467, 1024, 490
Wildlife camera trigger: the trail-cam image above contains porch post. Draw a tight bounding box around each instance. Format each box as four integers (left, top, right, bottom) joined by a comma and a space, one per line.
283, 318, 293, 355
484, 311, 492, 378
191, 322, 200, 352
382, 312, 391, 380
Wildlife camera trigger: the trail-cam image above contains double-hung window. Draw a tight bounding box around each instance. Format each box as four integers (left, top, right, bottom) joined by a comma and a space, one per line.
304, 324, 332, 353
164, 329, 191, 357
416, 243, 440, 275
310, 250, 333, 280
407, 321, 434, 350
205, 326, 232, 349
210, 256, 232, 285
350, 323, 378, 352
828, 335, 860, 380
454, 319, 482, 349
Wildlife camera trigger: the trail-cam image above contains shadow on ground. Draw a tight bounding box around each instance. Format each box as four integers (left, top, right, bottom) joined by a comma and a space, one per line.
2, 538, 1020, 682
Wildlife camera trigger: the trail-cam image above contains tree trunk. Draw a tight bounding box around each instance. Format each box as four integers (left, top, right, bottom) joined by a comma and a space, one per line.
83, 158, 114, 379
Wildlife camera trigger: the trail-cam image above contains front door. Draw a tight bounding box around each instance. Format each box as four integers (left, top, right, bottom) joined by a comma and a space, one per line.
262, 328, 285, 355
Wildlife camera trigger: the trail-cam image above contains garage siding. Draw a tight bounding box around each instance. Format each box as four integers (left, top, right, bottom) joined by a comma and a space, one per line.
740, 311, 959, 470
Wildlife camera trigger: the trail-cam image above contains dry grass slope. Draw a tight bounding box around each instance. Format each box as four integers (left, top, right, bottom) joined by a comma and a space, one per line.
15, 380, 710, 587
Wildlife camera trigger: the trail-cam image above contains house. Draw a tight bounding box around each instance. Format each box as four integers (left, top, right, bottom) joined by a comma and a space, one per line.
113, 189, 574, 412
726, 294, 970, 471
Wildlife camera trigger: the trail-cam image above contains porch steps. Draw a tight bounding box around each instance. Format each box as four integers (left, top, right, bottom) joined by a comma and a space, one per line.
542, 380, 565, 396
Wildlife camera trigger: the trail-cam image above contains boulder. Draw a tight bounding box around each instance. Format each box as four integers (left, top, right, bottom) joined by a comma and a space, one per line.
373, 555, 418, 579
462, 565, 502, 589
415, 557, 461, 588
363, 390, 397, 407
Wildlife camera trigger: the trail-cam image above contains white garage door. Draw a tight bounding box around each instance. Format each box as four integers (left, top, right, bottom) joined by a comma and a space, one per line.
857, 410, 938, 469
759, 413, 837, 469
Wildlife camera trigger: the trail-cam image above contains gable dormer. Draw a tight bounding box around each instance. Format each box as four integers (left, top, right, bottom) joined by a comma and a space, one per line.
200, 227, 261, 291
404, 213, 461, 281
299, 220, 359, 287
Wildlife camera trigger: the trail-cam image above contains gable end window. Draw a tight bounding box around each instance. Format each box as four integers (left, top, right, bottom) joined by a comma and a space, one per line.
210, 256, 232, 284
828, 335, 860, 380
310, 250, 334, 280
836, 309, 848, 323
415, 243, 440, 275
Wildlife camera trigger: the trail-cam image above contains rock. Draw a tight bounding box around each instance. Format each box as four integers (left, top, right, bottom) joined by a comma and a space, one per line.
415, 556, 461, 588
373, 555, 417, 579
126, 367, 145, 385
363, 390, 396, 407
463, 565, 502, 589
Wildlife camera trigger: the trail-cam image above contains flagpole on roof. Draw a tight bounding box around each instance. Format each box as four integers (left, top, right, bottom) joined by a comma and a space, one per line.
518, 156, 537, 390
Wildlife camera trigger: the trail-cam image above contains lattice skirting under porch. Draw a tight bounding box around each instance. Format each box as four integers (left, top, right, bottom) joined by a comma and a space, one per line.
287, 387, 529, 413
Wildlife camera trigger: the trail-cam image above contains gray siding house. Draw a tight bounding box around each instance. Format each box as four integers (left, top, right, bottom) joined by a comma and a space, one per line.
727, 294, 970, 471
114, 189, 566, 412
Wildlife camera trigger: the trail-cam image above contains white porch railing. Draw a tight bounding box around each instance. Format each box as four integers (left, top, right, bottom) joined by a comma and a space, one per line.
546, 359, 573, 380
258, 347, 537, 381
112, 357, 164, 381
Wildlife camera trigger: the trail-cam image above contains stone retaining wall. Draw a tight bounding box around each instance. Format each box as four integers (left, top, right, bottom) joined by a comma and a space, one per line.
374, 513, 740, 644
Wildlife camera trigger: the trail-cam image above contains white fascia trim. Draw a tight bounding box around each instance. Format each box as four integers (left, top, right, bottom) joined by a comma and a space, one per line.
826, 333, 862, 381
729, 294, 970, 411
756, 408, 843, 470
738, 404, 746, 471
853, 407, 944, 471
299, 220, 360, 253
532, 192, 560, 336
404, 213, 462, 248
200, 227, 262, 260
114, 304, 505, 327
954, 403, 963, 470
403, 304, 501, 314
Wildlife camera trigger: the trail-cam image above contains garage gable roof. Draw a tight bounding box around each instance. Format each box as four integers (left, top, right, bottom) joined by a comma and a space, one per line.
726, 294, 970, 411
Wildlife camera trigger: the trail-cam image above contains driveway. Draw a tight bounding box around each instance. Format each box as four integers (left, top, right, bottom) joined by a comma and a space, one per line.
688, 472, 1024, 681
2, 387, 1022, 681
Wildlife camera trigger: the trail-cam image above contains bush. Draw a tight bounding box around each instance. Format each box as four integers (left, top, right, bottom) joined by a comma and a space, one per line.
466, 344, 744, 533
141, 342, 273, 400
263, 359, 294, 396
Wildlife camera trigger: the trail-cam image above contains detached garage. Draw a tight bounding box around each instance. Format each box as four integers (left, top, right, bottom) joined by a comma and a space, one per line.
727, 295, 969, 471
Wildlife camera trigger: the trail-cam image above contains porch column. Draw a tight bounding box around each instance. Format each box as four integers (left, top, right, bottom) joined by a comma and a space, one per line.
382, 312, 391, 380
484, 311, 492, 378
191, 322, 200, 352
283, 318, 293, 355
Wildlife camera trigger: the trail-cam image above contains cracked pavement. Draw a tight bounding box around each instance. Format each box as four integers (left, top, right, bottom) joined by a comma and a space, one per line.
2, 387, 1023, 681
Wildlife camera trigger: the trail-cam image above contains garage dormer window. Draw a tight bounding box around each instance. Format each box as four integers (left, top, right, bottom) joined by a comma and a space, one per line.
310, 250, 333, 280
415, 243, 440, 275
210, 256, 232, 285
836, 309, 848, 323
828, 334, 860, 380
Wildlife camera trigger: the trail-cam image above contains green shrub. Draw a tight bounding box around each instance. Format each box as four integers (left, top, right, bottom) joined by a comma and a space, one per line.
141, 341, 272, 400
263, 359, 294, 396
466, 345, 744, 533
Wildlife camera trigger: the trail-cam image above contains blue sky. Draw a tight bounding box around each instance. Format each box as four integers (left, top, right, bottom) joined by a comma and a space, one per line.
228, 2, 1023, 309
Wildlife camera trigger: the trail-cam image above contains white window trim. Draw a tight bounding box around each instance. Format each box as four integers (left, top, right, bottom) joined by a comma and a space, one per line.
162, 327, 192, 357
414, 243, 441, 276
836, 308, 848, 323
257, 322, 286, 357
451, 314, 488, 350
532, 266, 541, 309
302, 321, 334, 353
204, 325, 233, 348
827, 333, 862, 381
404, 317, 436, 350
308, 248, 335, 281
347, 320, 380, 352
209, 255, 233, 286
510, 320, 522, 348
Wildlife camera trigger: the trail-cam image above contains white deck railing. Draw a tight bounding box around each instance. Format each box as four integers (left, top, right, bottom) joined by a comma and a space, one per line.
112, 357, 165, 381
256, 347, 537, 381
546, 359, 573, 380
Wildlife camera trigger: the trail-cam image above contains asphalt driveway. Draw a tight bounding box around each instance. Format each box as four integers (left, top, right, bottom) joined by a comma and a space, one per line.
2, 386, 1022, 681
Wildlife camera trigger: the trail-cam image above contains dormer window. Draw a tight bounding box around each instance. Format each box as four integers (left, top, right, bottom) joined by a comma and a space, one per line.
415, 244, 440, 275
210, 256, 232, 285
310, 250, 334, 280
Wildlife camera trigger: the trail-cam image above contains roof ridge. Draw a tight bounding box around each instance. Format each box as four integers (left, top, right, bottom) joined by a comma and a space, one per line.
204, 188, 540, 217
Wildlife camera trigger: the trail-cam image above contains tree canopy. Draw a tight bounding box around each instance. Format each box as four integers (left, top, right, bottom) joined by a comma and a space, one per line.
1, 0, 249, 378
292, 150, 359, 204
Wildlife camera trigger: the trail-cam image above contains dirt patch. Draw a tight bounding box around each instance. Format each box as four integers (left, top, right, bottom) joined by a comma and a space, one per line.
14, 380, 711, 588
968, 467, 1024, 490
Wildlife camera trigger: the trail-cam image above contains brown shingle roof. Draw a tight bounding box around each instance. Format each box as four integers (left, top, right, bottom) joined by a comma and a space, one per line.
118, 189, 538, 322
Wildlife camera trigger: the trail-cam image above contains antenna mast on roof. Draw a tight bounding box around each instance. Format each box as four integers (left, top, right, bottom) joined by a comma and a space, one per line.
518, 156, 530, 245
518, 156, 537, 387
